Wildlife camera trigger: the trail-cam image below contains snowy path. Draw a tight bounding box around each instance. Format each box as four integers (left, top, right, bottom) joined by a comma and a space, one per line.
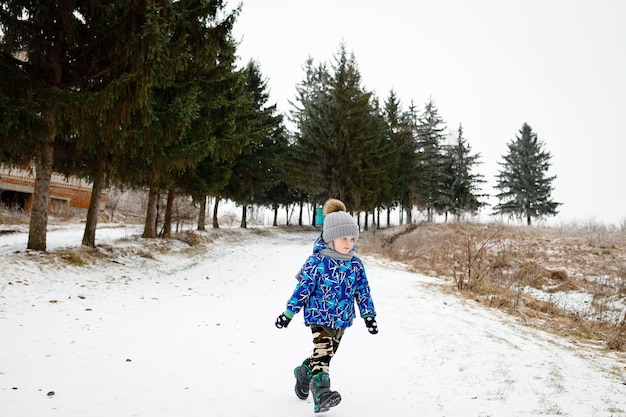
1, 226, 625, 416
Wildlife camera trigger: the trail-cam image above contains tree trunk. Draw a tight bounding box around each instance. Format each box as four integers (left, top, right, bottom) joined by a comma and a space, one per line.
197, 195, 206, 231
143, 187, 159, 238
372, 210, 376, 235
298, 200, 303, 227
240, 205, 247, 228
27, 134, 55, 251
82, 155, 106, 247
212, 197, 220, 229
162, 186, 175, 238
273, 206, 278, 226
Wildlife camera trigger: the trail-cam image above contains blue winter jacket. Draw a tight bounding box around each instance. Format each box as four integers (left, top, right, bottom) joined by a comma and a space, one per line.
285, 235, 376, 330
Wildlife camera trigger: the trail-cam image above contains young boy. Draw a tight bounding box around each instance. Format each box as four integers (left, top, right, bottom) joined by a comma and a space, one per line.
275, 198, 378, 413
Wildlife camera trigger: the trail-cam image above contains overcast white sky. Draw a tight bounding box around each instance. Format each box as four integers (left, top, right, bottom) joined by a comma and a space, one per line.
231, 0, 626, 226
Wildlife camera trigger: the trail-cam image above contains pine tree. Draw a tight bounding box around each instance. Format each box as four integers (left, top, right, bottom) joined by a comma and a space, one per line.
252, 114, 291, 226
358, 96, 392, 229
1, 0, 170, 250
112, 1, 241, 238
287, 57, 330, 214
415, 98, 447, 221
381, 91, 402, 224
493, 123, 561, 225
383, 92, 419, 225
442, 124, 486, 220
292, 44, 389, 214
221, 60, 283, 228
177, 36, 252, 231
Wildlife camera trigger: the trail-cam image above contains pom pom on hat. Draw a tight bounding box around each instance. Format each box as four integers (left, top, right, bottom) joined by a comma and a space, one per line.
323, 198, 347, 216
322, 199, 359, 243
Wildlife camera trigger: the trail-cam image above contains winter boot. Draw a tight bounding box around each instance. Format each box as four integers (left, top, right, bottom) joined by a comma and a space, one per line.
310, 372, 341, 413
293, 362, 312, 400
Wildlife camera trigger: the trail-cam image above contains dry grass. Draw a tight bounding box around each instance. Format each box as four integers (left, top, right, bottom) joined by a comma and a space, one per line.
31, 229, 218, 270
359, 221, 626, 351
0, 205, 29, 225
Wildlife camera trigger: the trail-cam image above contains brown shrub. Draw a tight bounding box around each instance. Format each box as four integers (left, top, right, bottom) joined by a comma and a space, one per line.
59, 250, 86, 266
176, 230, 204, 246
513, 261, 547, 289
549, 269, 569, 281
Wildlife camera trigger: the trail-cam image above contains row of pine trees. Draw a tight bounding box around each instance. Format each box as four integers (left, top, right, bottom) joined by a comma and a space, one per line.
0, 1, 559, 251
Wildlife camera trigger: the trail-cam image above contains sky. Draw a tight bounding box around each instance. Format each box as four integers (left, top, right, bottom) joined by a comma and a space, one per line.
1, 224, 625, 416
230, 0, 626, 226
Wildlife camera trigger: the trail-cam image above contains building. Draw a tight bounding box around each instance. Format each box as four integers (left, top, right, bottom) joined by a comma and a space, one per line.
0, 165, 106, 217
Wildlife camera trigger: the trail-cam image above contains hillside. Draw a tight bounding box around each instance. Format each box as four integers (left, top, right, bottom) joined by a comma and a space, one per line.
358, 221, 626, 351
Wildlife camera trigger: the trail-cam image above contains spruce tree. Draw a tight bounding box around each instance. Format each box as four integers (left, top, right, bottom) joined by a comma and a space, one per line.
1, 0, 169, 250
357, 96, 392, 228
383, 92, 419, 225
442, 124, 486, 220
221, 60, 283, 228
415, 98, 447, 221
293, 44, 389, 213
118, 2, 240, 238
493, 123, 561, 225
253, 117, 291, 227
177, 36, 252, 230
287, 57, 330, 212
381, 91, 402, 222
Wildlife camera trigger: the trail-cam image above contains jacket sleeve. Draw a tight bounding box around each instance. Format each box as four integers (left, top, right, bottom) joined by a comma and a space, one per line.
354, 260, 376, 318
285, 255, 319, 316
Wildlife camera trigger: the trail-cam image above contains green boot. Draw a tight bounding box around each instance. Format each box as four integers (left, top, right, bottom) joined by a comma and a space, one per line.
293, 362, 312, 400
310, 372, 341, 413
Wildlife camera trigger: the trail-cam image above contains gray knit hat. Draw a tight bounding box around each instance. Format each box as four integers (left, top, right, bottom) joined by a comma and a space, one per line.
322, 199, 359, 243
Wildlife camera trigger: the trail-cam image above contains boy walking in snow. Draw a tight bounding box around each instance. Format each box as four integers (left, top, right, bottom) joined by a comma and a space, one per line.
275, 198, 378, 413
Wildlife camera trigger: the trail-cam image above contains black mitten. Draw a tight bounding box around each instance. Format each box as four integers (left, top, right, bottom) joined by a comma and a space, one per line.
275, 313, 292, 329
364, 316, 378, 334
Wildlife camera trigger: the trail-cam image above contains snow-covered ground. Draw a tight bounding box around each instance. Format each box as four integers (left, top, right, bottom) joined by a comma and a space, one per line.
1, 224, 625, 417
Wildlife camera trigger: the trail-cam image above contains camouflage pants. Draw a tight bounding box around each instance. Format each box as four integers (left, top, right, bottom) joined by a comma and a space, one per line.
304, 325, 345, 375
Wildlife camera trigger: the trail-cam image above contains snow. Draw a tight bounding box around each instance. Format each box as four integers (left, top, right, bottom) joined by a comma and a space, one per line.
1, 224, 625, 416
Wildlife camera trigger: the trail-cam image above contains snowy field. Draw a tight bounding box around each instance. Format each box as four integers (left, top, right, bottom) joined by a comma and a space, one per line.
1, 224, 625, 417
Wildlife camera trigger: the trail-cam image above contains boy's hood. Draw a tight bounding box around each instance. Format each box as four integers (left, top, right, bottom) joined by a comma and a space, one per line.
312, 233, 327, 254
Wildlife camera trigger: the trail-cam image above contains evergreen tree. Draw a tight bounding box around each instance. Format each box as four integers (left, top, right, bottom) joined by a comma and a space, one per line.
493, 123, 561, 225
415, 97, 447, 221
293, 44, 389, 213
116, 1, 240, 238
442, 124, 486, 220
1, 0, 169, 250
383, 92, 419, 225
221, 60, 282, 228
177, 37, 252, 231
356, 96, 392, 229
286, 57, 330, 217
253, 119, 292, 227
381, 91, 401, 223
